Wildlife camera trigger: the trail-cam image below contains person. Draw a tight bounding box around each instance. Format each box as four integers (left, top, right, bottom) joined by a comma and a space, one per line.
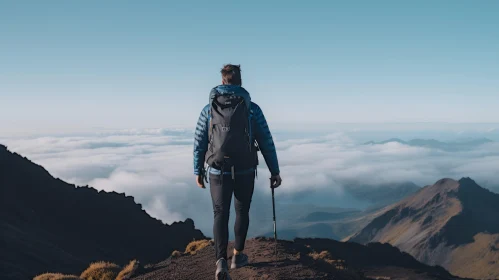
193, 64, 282, 280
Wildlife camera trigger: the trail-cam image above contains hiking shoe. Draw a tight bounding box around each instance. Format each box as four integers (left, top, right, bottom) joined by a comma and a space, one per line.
231, 253, 249, 269
215, 258, 231, 280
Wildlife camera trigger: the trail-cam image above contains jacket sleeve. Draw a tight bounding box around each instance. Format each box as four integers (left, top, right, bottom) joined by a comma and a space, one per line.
193, 105, 210, 175
253, 104, 280, 176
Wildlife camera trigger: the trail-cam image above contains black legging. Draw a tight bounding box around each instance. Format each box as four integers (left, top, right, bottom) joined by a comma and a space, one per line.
209, 172, 255, 260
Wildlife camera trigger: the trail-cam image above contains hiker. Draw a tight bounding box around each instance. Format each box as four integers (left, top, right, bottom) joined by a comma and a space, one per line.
193, 64, 282, 280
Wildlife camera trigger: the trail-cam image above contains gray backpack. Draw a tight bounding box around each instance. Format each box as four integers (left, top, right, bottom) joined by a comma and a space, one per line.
205, 93, 257, 173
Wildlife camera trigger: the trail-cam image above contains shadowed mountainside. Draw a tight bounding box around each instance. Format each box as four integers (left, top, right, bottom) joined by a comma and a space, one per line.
350, 177, 499, 279
0, 144, 205, 280
132, 237, 459, 280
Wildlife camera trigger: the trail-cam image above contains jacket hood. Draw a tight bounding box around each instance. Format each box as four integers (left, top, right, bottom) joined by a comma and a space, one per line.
209, 85, 251, 109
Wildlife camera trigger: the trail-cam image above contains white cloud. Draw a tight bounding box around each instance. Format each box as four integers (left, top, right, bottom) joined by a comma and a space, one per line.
2, 130, 498, 237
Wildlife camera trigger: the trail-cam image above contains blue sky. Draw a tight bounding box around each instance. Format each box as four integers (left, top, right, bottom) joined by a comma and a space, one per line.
1, 1, 498, 136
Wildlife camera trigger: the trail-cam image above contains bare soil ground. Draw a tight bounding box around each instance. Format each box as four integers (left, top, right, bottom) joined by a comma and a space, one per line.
132, 238, 459, 280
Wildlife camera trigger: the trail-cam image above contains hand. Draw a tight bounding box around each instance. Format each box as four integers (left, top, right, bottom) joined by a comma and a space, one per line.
196, 175, 205, 189
270, 174, 282, 188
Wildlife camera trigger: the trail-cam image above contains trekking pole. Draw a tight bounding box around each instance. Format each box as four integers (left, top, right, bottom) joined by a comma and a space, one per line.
271, 178, 278, 258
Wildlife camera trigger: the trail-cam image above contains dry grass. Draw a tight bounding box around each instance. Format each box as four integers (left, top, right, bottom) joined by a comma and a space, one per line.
184, 239, 213, 255
116, 260, 139, 280
171, 250, 182, 258
308, 251, 347, 270
33, 273, 81, 280
35, 260, 140, 280
80, 261, 121, 280
309, 250, 332, 260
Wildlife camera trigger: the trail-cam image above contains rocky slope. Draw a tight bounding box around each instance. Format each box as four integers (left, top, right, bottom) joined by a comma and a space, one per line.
0, 144, 205, 280
350, 178, 499, 279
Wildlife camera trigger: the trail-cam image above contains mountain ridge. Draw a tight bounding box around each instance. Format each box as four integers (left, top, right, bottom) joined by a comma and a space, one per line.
0, 144, 205, 280
350, 177, 499, 279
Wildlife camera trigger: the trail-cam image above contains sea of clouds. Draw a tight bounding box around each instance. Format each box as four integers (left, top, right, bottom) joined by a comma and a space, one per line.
2, 128, 499, 236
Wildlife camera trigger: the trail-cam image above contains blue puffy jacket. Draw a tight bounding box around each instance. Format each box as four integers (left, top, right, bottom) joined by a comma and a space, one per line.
193, 85, 280, 176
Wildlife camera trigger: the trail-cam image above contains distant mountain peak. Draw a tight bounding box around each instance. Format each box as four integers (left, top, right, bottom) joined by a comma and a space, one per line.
432, 177, 459, 190
364, 138, 493, 151
383, 138, 406, 143
364, 138, 406, 145
350, 177, 499, 279
457, 176, 481, 188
